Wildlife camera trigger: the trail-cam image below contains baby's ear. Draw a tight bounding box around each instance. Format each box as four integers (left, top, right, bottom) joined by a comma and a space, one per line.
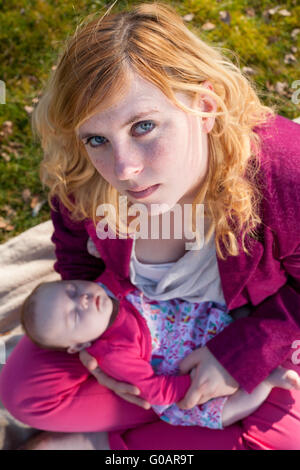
67, 342, 92, 354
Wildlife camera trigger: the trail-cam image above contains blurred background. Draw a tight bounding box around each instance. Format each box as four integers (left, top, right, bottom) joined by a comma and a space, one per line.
0, 0, 299, 244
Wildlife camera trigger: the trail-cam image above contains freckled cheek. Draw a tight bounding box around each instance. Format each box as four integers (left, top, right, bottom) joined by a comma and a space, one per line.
146, 140, 173, 172
89, 153, 112, 177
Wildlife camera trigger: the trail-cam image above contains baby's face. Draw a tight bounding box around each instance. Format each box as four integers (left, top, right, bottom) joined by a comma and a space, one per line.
34, 280, 114, 352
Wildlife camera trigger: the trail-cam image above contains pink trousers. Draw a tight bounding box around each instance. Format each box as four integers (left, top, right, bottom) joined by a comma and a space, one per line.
1, 335, 300, 450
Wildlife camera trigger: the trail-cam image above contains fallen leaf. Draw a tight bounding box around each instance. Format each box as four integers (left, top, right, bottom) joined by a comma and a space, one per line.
0, 152, 10, 162
4, 224, 15, 231
28, 75, 39, 84
0, 216, 14, 231
263, 6, 281, 22
268, 6, 281, 15
284, 53, 296, 64
266, 81, 275, 92
1, 121, 13, 137
278, 9, 291, 16
267, 36, 279, 44
0, 217, 7, 228
219, 11, 231, 24
275, 81, 289, 95
183, 13, 194, 22
7, 141, 24, 149
2, 205, 17, 217
22, 188, 31, 202
245, 8, 255, 17
291, 29, 300, 39
1, 144, 20, 159
24, 106, 34, 114
201, 22, 216, 31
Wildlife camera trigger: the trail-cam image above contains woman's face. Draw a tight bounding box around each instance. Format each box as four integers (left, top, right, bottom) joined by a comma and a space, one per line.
78, 72, 216, 215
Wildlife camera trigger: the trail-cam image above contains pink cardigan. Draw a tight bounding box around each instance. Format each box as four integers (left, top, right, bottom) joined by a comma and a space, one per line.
50, 114, 300, 393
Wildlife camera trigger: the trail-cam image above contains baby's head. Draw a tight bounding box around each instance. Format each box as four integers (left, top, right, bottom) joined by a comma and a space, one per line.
20, 280, 117, 354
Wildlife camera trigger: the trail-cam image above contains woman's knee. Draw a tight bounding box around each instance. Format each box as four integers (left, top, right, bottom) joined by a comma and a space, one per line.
242, 388, 300, 450
0, 335, 89, 426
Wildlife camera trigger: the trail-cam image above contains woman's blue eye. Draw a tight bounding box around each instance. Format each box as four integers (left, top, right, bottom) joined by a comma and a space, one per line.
85, 136, 107, 148
134, 121, 155, 135
84, 121, 155, 149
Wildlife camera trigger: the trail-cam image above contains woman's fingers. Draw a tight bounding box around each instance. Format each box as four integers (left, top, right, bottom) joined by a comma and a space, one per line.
90, 367, 151, 409
178, 349, 202, 375
116, 393, 152, 410
177, 366, 208, 409
176, 386, 203, 410
85, 362, 139, 394
79, 349, 151, 408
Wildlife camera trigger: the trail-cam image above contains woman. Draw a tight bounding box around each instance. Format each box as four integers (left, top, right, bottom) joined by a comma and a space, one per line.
0, 2, 300, 450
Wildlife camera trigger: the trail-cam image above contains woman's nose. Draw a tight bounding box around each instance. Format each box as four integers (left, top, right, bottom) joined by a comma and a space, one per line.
113, 145, 143, 180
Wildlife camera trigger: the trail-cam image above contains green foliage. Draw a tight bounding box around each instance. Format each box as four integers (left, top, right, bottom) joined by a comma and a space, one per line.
0, 0, 299, 243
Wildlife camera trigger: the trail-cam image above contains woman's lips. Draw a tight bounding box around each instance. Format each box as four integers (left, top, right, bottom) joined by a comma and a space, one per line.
126, 184, 160, 199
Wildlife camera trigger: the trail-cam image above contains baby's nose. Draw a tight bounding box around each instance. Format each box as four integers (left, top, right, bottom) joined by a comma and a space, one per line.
79, 293, 89, 309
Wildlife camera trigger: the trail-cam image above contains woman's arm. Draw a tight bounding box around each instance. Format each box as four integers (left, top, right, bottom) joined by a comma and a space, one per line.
50, 195, 105, 280
207, 245, 300, 394
175, 245, 300, 409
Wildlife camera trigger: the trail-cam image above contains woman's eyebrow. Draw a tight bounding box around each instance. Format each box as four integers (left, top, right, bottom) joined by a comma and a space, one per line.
78, 110, 159, 140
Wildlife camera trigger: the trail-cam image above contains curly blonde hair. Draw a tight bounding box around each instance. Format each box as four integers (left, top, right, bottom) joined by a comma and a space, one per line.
32, 1, 277, 260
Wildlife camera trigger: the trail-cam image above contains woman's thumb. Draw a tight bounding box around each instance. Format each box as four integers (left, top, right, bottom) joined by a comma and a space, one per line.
79, 349, 98, 371
178, 349, 200, 374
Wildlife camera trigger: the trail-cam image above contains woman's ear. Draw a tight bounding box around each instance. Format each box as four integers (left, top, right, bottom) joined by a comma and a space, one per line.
195, 80, 217, 133
67, 341, 92, 354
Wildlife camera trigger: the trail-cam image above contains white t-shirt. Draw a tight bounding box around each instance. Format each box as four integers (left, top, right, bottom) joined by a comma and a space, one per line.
129, 233, 226, 305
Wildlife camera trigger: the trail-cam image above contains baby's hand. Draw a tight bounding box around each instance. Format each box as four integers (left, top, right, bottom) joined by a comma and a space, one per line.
177, 346, 239, 409
79, 350, 151, 410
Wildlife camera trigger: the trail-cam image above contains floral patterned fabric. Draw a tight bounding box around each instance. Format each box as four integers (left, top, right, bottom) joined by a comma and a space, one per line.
125, 289, 233, 429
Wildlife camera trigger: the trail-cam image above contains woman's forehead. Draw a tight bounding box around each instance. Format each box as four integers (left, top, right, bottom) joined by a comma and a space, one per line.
77, 80, 191, 135
84, 77, 165, 118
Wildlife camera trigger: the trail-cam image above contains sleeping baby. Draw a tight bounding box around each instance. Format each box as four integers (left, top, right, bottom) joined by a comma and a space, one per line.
20, 279, 300, 429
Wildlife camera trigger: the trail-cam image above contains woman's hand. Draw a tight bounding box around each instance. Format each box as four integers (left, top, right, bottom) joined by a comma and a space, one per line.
79, 350, 151, 410
176, 346, 239, 409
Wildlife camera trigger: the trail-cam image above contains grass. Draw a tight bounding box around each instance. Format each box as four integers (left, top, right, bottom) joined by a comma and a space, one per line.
0, 0, 299, 243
